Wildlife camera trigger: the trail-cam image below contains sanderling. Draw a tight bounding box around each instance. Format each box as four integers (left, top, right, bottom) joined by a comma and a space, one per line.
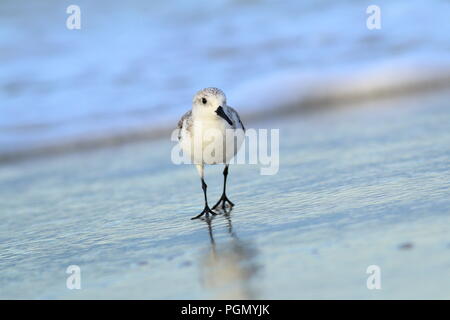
177, 87, 245, 220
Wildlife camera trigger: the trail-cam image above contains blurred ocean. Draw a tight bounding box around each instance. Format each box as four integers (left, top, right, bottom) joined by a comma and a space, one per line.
1, 0, 450, 158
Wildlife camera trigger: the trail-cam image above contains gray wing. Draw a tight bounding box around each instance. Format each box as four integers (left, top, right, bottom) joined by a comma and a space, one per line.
227, 106, 245, 131
177, 110, 192, 141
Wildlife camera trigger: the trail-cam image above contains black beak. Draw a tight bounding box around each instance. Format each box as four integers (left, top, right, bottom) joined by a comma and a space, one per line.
215, 106, 233, 126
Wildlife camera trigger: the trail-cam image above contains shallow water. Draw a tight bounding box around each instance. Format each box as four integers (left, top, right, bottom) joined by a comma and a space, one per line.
1, 91, 449, 299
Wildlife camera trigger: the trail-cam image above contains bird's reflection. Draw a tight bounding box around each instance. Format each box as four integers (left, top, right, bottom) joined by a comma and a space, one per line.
199, 211, 259, 299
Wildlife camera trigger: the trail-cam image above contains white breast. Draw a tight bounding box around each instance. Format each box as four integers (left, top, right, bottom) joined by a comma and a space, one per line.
180, 115, 244, 165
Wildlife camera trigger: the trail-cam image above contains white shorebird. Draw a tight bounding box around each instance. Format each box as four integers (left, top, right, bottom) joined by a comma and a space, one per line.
177, 87, 245, 220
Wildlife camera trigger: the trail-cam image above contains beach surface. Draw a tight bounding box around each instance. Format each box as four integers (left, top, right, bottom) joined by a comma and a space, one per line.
1, 90, 449, 299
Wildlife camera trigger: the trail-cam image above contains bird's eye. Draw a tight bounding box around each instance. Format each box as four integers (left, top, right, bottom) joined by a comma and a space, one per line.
202, 98, 207, 104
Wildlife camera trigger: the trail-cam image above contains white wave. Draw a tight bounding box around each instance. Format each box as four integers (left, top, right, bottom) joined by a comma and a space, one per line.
231, 53, 450, 115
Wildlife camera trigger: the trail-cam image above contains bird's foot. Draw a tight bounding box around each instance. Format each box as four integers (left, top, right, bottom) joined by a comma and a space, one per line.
211, 193, 234, 212
191, 205, 217, 220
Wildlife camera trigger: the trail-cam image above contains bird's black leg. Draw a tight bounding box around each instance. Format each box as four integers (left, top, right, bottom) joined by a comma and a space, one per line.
212, 165, 235, 212
191, 178, 217, 220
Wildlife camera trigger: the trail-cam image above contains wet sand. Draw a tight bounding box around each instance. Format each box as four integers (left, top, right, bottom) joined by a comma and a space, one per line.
1, 91, 450, 299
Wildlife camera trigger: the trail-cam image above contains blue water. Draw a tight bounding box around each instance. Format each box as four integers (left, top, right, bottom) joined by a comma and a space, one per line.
1, 0, 450, 153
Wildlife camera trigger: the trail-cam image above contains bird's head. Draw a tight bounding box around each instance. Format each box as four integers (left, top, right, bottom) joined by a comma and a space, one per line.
192, 87, 233, 125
